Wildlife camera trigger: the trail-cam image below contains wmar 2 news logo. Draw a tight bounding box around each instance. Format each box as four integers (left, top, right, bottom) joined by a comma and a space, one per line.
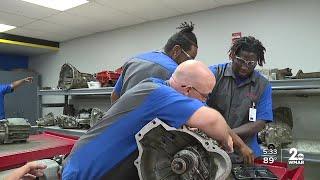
287, 148, 304, 165
262, 147, 304, 165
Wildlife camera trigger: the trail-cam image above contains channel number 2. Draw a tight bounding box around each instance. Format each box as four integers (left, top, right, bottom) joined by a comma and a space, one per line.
289, 148, 304, 160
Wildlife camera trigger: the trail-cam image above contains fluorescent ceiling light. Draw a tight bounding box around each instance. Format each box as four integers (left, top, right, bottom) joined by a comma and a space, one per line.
20, 0, 89, 11
0, 24, 16, 32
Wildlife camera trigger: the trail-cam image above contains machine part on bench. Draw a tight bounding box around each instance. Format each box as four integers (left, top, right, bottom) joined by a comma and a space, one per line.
37, 113, 56, 126
258, 107, 293, 149
0, 118, 31, 144
270, 68, 293, 80
135, 119, 231, 180
57, 63, 95, 90
95, 70, 121, 87
256, 68, 293, 80
294, 70, 320, 79
56, 114, 91, 129
258, 122, 293, 149
232, 165, 277, 180
90, 107, 104, 127
56, 115, 78, 129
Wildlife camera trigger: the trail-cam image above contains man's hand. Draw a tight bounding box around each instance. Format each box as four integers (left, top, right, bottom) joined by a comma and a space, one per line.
4, 161, 47, 180
239, 144, 255, 165
23, 77, 33, 83
227, 129, 255, 165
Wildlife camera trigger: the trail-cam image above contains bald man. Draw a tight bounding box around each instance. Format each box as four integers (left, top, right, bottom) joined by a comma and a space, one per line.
62, 60, 236, 180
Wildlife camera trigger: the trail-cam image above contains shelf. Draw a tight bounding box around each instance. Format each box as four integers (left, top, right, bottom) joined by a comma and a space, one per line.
37, 79, 320, 96
271, 78, 320, 90
270, 78, 320, 95
38, 87, 114, 96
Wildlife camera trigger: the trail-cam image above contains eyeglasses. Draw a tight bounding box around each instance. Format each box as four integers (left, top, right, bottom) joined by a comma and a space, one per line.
181, 85, 210, 100
181, 48, 194, 60
235, 56, 257, 68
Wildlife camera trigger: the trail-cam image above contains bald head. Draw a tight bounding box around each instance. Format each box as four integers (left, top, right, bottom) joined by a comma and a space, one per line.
169, 60, 216, 101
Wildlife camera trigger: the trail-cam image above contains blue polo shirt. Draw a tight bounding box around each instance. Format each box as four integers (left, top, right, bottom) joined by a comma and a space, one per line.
208, 63, 273, 156
114, 51, 178, 96
63, 78, 203, 180
0, 84, 13, 120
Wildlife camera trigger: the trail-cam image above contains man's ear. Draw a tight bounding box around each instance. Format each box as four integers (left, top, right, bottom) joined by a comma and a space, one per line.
184, 86, 192, 95
172, 45, 181, 58
229, 52, 235, 61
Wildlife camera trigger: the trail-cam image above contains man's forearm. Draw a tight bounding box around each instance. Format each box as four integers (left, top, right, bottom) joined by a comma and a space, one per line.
228, 127, 246, 149
232, 120, 266, 140
11, 77, 32, 90
11, 79, 25, 89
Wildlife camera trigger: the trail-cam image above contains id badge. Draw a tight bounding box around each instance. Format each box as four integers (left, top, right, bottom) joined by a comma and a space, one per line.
249, 107, 256, 122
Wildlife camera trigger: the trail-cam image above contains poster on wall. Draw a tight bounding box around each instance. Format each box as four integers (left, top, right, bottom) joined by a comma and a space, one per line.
232, 32, 242, 44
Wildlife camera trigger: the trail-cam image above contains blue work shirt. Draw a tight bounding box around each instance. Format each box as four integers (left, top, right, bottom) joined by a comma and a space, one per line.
114, 51, 178, 96
0, 84, 13, 119
62, 78, 203, 180
208, 63, 273, 156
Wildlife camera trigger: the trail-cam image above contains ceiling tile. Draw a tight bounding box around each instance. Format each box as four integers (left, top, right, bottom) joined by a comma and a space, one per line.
65, 2, 146, 27
2, 0, 258, 42
0, 11, 35, 26
44, 12, 96, 29
21, 20, 75, 34
161, 0, 219, 13
0, 0, 59, 19
95, 0, 181, 20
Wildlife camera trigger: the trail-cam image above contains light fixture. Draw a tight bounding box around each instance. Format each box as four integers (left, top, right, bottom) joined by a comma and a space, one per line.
0, 24, 16, 32
20, 0, 89, 11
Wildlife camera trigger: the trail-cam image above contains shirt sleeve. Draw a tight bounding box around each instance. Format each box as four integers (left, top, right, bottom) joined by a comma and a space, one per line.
208, 65, 219, 76
113, 74, 123, 96
256, 84, 273, 122
149, 87, 204, 128
0, 84, 13, 95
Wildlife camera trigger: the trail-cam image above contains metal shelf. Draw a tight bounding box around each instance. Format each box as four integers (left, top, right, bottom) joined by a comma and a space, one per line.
38, 87, 114, 96
271, 78, 320, 90
271, 78, 320, 95
37, 87, 114, 119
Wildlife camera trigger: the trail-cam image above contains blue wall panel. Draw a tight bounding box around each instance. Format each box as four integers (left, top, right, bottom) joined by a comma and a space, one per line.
0, 54, 28, 70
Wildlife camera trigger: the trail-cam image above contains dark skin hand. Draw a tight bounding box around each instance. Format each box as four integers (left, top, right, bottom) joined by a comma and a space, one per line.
189, 126, 255, 165
232, 120, 266, 140
228, 127, 255, 165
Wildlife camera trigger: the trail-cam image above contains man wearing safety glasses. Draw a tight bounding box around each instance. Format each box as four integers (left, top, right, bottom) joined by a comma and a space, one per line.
207, 36, 273, 161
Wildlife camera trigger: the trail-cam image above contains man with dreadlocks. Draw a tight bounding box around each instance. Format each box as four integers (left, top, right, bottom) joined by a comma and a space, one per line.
111, 22, 198, 103
207, 36, 273, 160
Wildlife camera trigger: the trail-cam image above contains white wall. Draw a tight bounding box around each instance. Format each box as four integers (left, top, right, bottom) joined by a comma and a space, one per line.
30, 0, 320, 142
30, 0, 320, 87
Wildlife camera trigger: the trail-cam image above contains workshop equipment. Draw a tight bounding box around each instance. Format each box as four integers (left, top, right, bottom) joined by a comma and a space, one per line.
135, 119, 232, 180
294, 70, 320, 79
57, 63, 95, 90
95, 69, 121, 87
0, 118, 31, 144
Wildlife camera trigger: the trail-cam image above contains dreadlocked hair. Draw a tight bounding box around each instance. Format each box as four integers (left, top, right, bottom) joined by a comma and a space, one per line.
164, 21, 198, 53
229, 36, 266, 66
